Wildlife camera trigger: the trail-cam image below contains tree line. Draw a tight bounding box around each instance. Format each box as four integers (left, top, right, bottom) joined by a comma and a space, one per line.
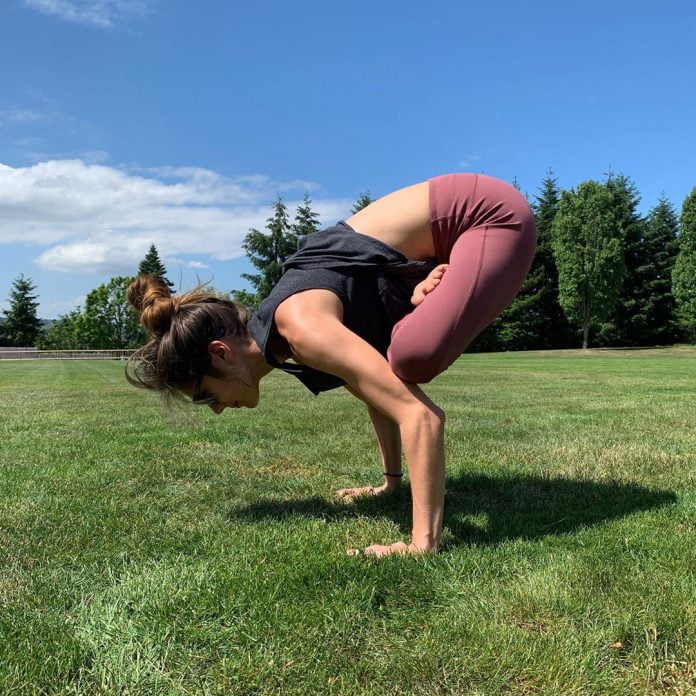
478, 171, 696, 352
0, 244, 173, 349
2, 173, 695, 351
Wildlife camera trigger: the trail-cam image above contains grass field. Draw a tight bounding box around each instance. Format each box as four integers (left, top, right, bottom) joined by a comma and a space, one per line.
1, 347, 694, 695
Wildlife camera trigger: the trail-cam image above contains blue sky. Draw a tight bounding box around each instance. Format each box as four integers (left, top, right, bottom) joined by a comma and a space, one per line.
1, 0, 695, 318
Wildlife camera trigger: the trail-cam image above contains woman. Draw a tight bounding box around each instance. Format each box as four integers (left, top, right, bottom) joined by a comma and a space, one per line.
126, 173, 537, 557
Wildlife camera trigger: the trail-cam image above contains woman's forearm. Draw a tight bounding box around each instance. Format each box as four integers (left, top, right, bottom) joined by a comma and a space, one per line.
366, 403, 402, 485
345, 385, 445, 552
399, 409, 445, 551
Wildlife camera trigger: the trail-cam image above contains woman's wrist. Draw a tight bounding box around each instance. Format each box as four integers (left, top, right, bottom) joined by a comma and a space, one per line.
383, 471, 403, 487
411, 531, 439, 552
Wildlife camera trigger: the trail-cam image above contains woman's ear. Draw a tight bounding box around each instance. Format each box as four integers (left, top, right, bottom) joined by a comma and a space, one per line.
207, 338, 253, 386
207, 339, 230, 361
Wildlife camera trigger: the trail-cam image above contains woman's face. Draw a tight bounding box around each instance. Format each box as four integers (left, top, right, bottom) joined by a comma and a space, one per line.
195, 372, 259, 414
189, 336, 261, 414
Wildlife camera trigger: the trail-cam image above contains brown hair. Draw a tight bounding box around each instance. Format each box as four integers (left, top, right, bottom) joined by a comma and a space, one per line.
125, 275, 249, 401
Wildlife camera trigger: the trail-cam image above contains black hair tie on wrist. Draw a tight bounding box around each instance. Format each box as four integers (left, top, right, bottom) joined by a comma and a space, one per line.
383, 472, 403, 477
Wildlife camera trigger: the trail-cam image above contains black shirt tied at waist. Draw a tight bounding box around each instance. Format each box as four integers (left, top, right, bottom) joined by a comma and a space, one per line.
247, 221, 437, 395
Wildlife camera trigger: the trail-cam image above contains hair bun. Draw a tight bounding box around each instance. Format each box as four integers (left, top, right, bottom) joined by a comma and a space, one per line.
127, 275, 175, 335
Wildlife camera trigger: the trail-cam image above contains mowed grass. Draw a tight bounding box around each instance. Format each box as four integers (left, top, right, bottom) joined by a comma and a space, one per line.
0, 347, 694, 695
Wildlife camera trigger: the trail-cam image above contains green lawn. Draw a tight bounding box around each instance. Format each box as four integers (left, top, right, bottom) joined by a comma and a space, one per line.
0, 348, 694, 695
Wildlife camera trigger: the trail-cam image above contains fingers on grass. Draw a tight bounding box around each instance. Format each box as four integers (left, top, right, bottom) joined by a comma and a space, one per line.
363, 542, 410, 557
335, 485, 376, 501
348, 542, 422, 558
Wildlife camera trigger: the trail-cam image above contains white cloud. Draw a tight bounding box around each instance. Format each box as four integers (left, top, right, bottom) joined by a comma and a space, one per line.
13, 137, 44, 148
157, 257, 211, 270
458, 154, 481, 169
0, 159, 351, 274
81, 150, 110, 164
41, 295, 86, 314
21, 0, 150, 28
0, 109, 48, 126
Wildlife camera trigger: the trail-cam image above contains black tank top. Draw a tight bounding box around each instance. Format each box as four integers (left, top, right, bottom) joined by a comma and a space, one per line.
247, 222, 437, 395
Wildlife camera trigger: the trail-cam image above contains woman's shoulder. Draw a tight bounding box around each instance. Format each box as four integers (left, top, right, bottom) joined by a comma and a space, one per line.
274, 287, 345, 344
247, 268, 348, 359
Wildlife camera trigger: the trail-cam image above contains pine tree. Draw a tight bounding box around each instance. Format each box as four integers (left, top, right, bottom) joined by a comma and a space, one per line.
232, 197, 299, 310
672, 187, 696, 342
137, 244, 174, 290
2, 274, 42, 347
552, 181, 625, 348
596, 174, 649, 346
639, 196, 682, 345
293, 193, 322, 238
352, 192, 373, 213
535, 172, 579, 348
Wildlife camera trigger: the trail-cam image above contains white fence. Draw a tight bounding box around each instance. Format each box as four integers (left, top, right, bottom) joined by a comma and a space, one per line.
0, 349, 136, 360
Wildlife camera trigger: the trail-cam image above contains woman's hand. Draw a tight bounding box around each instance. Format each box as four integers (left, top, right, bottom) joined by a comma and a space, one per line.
411, 263, 449, 306
347, 541, 434, 557
336, 479, 400, 502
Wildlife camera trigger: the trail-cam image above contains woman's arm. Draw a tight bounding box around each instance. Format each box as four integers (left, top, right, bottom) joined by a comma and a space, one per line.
336, 391, 403, 500
275, 289, 445, 557
366, 401, 403, 481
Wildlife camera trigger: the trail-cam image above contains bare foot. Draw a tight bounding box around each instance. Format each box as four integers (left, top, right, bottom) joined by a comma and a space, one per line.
411, 263, 449, 306
335, 482, 395, 502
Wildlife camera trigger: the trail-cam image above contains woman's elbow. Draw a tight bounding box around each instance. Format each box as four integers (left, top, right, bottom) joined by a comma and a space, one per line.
401, 404, 445, 433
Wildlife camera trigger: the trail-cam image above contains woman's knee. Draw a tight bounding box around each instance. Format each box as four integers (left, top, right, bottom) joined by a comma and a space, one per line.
387, 342, 444, 384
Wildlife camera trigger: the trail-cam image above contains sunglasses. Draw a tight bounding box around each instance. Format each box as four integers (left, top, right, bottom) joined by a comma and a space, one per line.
191, 373, 217, 406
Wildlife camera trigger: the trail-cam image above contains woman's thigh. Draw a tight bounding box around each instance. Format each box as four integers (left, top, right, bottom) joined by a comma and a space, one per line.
387, 220, 537, 383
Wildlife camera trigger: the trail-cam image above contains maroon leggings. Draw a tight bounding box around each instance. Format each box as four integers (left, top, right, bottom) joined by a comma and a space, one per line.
387, 173, 537, 383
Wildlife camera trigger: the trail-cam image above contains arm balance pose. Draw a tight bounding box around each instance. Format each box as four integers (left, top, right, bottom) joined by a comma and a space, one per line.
126, 174, 537, 557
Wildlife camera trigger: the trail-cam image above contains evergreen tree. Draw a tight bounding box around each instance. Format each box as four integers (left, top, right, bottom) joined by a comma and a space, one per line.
638, 196, 682, 345
596, 174, 649, 346
672, 187, 696, 342
352, 192, 373, 213
510, 176, 531, 201
533, 172, 578, 348
292, 193, 322, 238
552, 180, 625, 348
137, 244, 174, 290
232, 197, 298, 311
2, 274, 42, 347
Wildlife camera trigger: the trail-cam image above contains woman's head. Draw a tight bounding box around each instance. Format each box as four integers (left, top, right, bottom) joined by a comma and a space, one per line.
126, 275, 256, 409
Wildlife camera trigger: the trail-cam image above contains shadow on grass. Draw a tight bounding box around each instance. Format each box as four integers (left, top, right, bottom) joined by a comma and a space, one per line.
228, 473, 677, 548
